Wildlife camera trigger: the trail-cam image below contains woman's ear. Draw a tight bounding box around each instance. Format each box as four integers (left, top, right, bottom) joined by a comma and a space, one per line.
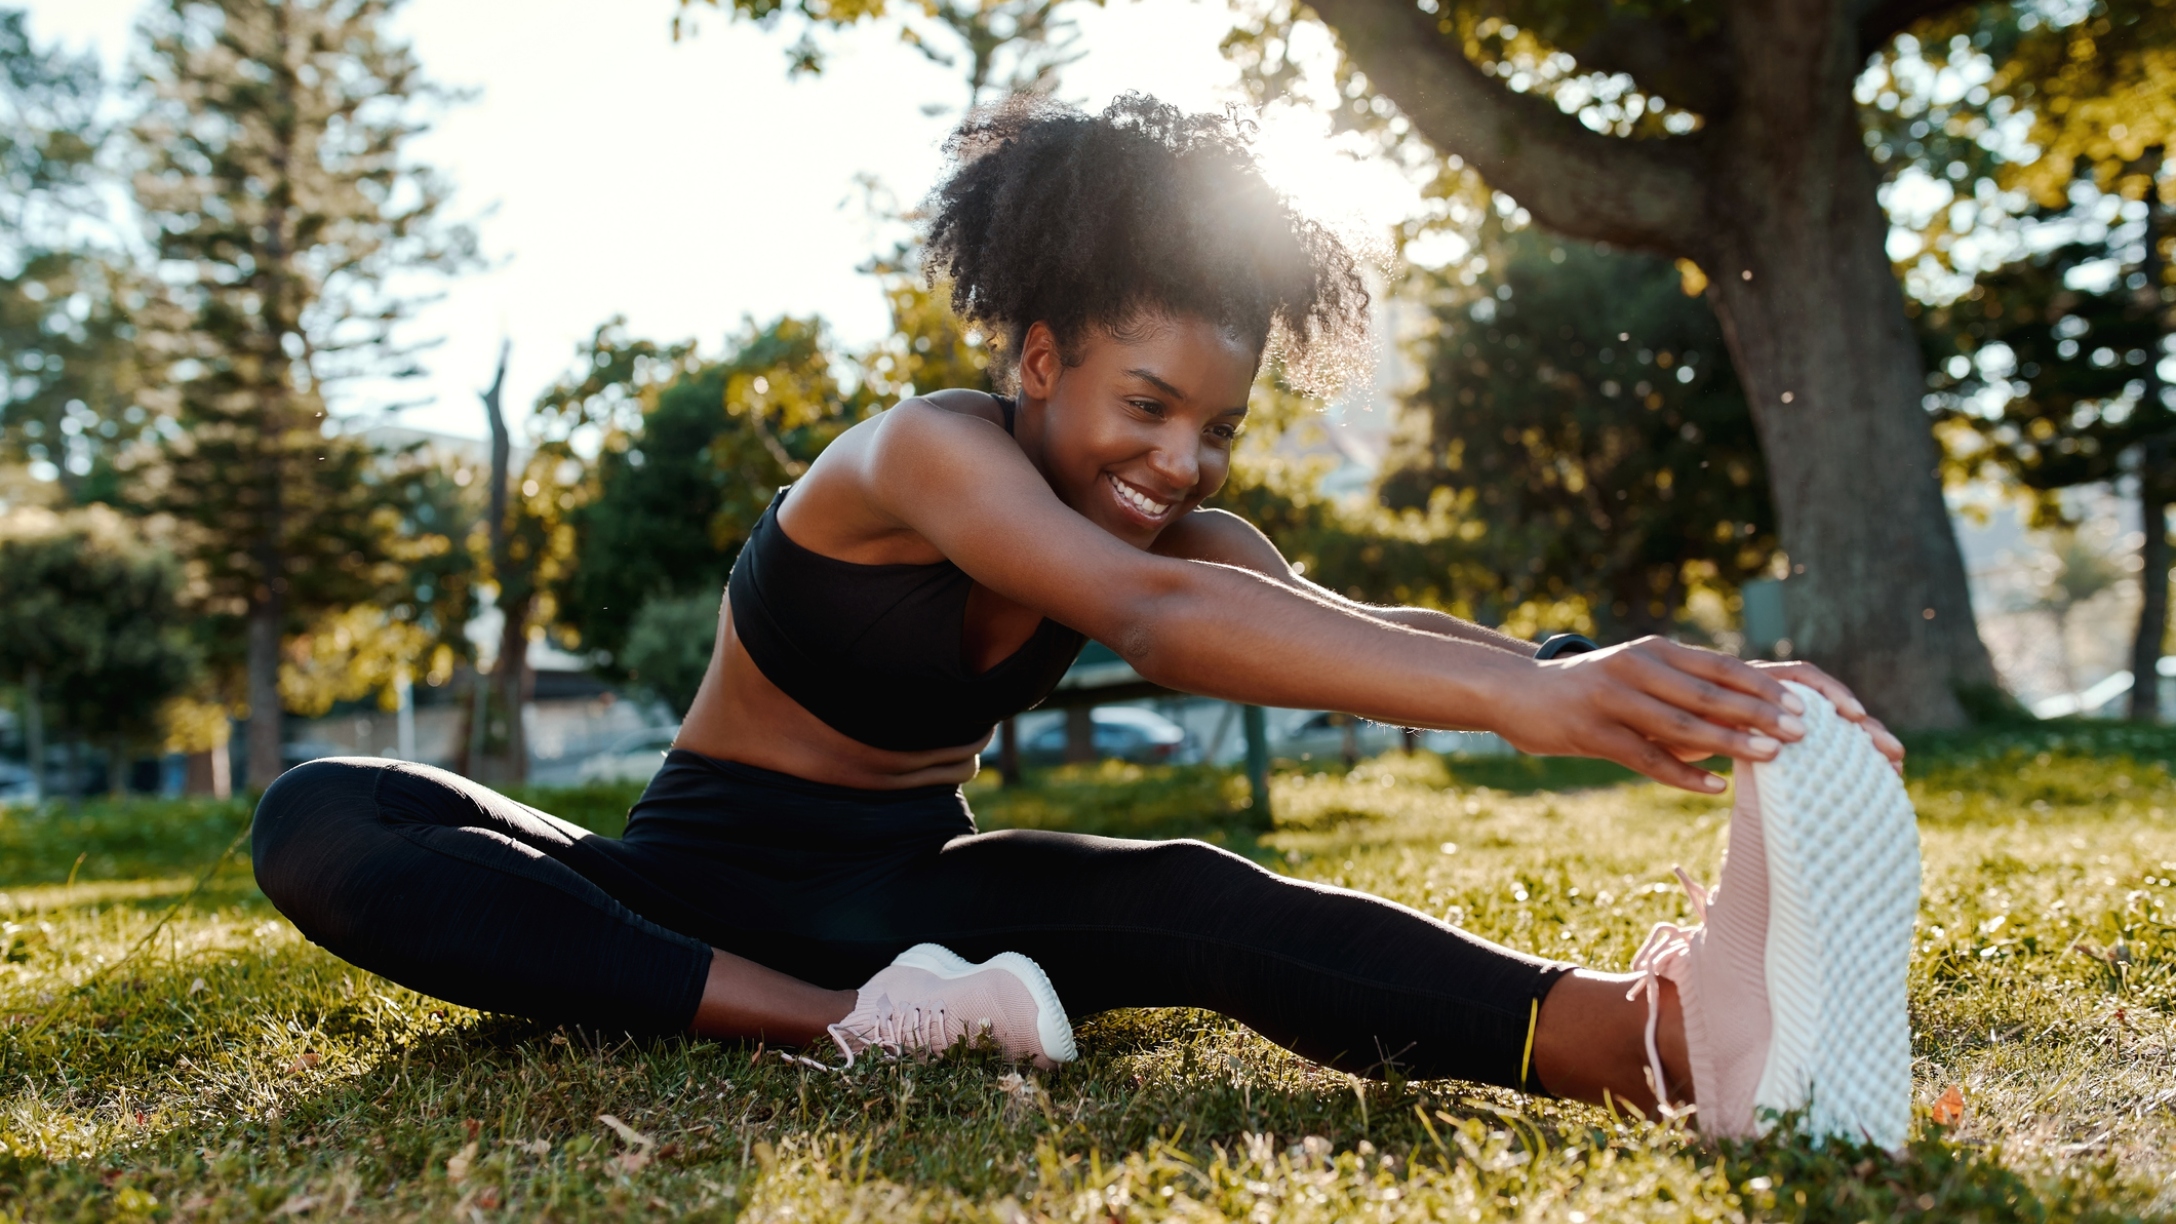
1017, 322, 1063, 399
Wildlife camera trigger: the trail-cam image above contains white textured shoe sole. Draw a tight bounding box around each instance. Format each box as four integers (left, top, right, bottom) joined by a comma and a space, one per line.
893, 943, 1079, 1063
1749, 682, 1920, 1149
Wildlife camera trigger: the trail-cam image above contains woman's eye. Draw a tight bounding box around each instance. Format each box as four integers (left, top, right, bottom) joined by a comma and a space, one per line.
1210, 424, 1239, 440
1129, 399, 1164, 416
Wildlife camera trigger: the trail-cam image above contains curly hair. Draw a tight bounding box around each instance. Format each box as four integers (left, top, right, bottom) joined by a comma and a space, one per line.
924, 93, 1371, 398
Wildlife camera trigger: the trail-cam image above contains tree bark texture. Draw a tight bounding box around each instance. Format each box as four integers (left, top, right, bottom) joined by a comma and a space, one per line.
1306, 0, 1999, 726
490, 594, 532, 784
2131, 474, 2169, 721
2130, 173, 2170, 722
479, 342, 524, 784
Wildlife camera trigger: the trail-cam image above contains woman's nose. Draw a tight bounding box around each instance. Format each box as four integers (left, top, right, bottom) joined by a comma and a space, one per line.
1147, 441, 1200, 492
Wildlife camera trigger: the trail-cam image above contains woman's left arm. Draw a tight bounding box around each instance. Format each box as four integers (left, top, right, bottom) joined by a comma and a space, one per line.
1154, 509, 1537, 656
1154, 508, 1905, 766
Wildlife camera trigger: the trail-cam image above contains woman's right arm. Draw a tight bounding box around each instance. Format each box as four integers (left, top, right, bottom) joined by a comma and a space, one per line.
852, 401, 1808, 791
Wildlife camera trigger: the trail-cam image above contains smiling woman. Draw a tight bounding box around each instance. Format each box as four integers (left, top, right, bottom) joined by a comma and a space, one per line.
252, 92, 1915, 1143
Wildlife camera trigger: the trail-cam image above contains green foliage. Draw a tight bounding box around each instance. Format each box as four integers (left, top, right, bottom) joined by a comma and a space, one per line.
0, 506, 199, 755
0, 736, 2171, 1216
544, 316, 871, 669
1919, 234, 2170, 502
1380, 233, 1775, 637
620, 592, 721, 719
676, 0, 1089, 106
127, 0, 477, 748
0, 9, 157, 505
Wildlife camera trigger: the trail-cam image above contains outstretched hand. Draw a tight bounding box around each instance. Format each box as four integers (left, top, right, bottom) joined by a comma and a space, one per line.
1492, 637, 1905, 793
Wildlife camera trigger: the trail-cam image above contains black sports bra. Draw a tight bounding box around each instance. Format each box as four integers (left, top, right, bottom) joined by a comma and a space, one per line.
724, 398, 1088, 752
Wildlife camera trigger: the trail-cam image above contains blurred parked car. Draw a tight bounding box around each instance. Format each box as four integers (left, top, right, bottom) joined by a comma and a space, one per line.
1017, 706, 1188, 765
0, 762, 35, 804
1277, 712, 1406, 764
283, 741, 345, 766
576, 727, 679, 784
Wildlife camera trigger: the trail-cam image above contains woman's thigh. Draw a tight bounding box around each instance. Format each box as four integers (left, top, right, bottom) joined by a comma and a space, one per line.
252, 757, 713, 1032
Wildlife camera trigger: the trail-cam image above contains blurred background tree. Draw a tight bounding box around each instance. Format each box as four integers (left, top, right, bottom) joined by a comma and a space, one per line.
0, 506, 200, 799
1380, 231, 1775, 642
1920, 198, 2170, 710
619, 592, 723, 719
127, 0, 476, 787
0, 11, 165, 506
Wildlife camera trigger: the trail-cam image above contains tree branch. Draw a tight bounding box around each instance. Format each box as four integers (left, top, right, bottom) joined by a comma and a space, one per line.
1562, 14, 1733, 117
1854, 0, 1977, 59
1303, 0, 1707, 254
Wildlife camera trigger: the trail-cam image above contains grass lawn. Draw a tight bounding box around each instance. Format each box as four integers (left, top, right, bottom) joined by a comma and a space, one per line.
0, 724, 2171, 1220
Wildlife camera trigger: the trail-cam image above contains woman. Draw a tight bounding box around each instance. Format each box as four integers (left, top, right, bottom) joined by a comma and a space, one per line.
256, 95, 1910, 1135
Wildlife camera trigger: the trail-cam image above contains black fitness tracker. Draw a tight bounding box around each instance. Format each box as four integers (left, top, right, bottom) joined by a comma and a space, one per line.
1534, 633, 1601, 660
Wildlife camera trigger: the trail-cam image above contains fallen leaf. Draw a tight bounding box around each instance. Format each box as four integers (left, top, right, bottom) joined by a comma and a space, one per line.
615, 1150, 652, 1173
521, 1138, 551, 1156
275, 1193, 321, 1216
475, 1187, 501, 1209
598, 1113, 655, 1150
447, 1140, 478, 1184
187, 977, 206, 995
1931, 1084, 1965, 1126
286, 1051, 321, 1075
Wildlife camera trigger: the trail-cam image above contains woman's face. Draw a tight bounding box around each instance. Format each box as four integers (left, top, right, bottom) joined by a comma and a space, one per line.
1017, 314, 1257, 548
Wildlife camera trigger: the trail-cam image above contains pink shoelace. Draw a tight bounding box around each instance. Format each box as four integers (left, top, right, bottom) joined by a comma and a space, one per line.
827, 996, 956, 1069
1624, 866, 1708, 1119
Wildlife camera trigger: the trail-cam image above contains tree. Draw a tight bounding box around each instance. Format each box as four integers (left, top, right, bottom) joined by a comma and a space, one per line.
678, 0, 2056, 725
130, 0, 475, 787
0, 506, 199, 798
1379, 230, 1778, 640
1919, 182, 2171, 710
545, 316, 873, 671
0, 9, 166, 505
678, 0, 1087, 109
1214, 0, 2024, 725
1868, 0, 2173, 714
621, 592, 723, 718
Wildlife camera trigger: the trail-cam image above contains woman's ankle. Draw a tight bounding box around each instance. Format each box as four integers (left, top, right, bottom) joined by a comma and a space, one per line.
1530, 968, 1692, 1112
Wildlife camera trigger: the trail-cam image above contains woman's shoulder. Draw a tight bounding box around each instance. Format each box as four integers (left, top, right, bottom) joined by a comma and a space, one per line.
908, 388, 1010, 429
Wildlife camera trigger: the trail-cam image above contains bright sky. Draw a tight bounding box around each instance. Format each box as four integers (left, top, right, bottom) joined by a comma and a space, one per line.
23, 0, 1422, 441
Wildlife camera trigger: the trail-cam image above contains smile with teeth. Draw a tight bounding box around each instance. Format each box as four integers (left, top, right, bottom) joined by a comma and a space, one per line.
1108, 474, 1173, 519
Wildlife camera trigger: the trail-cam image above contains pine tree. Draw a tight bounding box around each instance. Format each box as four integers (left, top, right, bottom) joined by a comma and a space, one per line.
0, 9, 163, 504
130, 0, 474, 787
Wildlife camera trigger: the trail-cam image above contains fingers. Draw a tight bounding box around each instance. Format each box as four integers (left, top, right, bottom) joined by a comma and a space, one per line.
1749, 660, 1868, 720
1858, 715, 1906, 769
1639, 638, 1804, 714
1606, 645, 1803, 743
1603, 686, 1785, 763
1593, 725, 1728, 793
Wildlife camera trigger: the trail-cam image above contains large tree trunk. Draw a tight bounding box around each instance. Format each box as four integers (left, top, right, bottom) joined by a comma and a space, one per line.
491, 593, 532, 784
1304, 0, 2000, 726
1698, 57, 1997, 727
245, 595, 284, 789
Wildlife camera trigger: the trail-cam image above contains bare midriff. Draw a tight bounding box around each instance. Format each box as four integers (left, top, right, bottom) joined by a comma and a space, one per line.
672, 601, 993, 790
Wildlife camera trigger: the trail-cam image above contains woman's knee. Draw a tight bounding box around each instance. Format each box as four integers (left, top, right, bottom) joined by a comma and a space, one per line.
251, 757, 398, 916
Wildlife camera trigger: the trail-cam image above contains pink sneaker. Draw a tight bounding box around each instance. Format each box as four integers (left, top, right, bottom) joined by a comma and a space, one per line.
828, 944, 1077, 1070
1627, 682, 1919, 1149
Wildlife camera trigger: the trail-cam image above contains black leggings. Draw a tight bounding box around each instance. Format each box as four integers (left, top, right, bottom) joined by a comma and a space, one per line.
252, 751, 1569, 1086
